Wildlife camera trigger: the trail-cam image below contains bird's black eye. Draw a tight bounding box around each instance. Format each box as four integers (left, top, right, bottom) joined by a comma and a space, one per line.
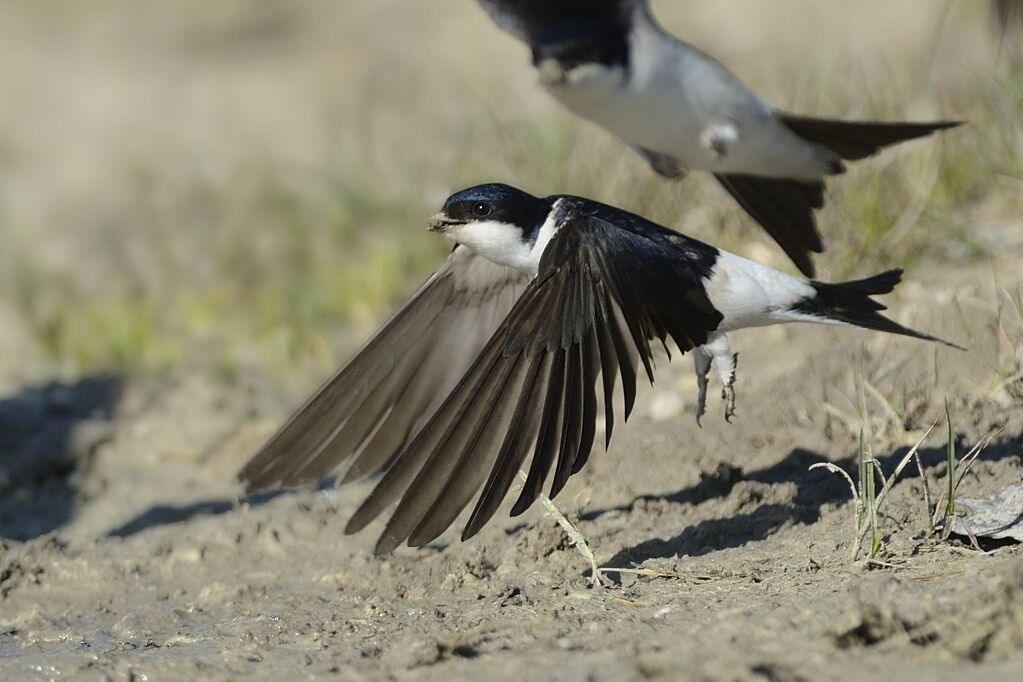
472, 202, 492, 218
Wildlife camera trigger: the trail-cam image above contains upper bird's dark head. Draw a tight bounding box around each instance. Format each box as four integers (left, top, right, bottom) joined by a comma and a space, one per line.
531, 17, 630, 76
522, 1, 636, 87
428, 184, 555, 271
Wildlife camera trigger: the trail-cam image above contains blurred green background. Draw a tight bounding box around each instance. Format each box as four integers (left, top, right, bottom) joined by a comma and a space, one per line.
0, 0, 1019, 391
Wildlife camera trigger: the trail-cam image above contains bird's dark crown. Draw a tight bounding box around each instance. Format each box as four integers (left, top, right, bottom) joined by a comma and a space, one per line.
529, 4, 633, 69
441, 183, 553, 238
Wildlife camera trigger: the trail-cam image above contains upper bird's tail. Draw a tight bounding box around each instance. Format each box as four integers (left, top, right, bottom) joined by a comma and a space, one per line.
778, 115, 963, 163
791, 269, 962, 349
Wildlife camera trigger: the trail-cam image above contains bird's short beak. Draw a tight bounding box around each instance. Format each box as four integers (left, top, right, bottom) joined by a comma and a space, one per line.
427, 213, 458, 233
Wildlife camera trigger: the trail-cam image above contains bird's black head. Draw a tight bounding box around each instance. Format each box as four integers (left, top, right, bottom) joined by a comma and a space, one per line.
428, 184, 555, 269
525, 0, 635, 78
531, 17, 630, 73
432, 184, 549, 233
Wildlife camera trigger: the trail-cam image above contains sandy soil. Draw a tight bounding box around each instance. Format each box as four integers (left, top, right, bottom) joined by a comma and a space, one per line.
2, 263, 1022, 682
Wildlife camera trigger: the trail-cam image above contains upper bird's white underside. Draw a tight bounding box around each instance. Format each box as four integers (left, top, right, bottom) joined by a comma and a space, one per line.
540, 6, 836, 179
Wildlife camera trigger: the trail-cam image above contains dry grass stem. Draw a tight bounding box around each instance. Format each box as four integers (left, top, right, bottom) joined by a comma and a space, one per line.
518, 469, 602, 587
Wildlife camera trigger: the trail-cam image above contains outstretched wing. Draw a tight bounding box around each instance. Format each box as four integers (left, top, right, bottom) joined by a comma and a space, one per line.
239, 246, 531, 491
347, 205, 723, 554
476, 0, 638, 43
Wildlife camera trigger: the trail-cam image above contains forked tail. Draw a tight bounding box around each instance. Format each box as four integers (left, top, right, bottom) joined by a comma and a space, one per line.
779, 115, 962, 163
791, 269, 963, 349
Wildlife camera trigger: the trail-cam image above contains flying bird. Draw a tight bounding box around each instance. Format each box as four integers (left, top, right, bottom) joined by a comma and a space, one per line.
240, 183, 957, 554
475, 0, 960, 276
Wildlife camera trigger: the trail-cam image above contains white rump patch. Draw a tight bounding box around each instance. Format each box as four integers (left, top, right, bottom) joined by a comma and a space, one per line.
704, 251, 816, 331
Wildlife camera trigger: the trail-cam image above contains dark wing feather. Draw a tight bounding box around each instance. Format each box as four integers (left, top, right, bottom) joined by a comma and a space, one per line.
715, 174, 824, 277
349, 205, 723, 553
238, 246, 531, 492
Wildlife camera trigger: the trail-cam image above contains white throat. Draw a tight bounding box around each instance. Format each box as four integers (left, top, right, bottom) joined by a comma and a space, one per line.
445, 206, 562, 278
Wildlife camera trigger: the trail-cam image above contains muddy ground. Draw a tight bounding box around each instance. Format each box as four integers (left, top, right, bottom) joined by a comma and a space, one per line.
2, 262, 1023, 682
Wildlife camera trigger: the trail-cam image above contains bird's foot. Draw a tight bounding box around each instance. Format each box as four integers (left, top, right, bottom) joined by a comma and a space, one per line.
635, 146, 688, 180
693, 347, 712, 427
721, 352, 739, 423
697, 333, 740, 424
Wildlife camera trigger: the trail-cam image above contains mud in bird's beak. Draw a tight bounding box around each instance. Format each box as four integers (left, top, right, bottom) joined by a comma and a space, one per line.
427, 213, 461, 233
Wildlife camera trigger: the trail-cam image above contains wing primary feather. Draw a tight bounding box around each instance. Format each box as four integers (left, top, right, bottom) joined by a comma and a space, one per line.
343, 330, 504, 537
570, 328, 600, 476
602, 287, 639, 421
561, 260, 582, 350
406, 350, 527, 548
372, 342, 511, 554
339, 308, 494, 484
549, 336, 585, 498
239, 275, 452, 489
511, 347, 568, 516
593, 291, 620, 448
241, 251, 531, 492
280, 350, 427, 486
594, 247, 656, 383
461, 352, 550, 540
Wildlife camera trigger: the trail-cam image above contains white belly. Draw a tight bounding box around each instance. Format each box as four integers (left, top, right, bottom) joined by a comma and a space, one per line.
544, 35, 834, 179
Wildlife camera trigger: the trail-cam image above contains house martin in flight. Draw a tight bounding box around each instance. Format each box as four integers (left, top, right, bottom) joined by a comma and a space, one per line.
239, 183, 957, 554
475, 0, 961, 276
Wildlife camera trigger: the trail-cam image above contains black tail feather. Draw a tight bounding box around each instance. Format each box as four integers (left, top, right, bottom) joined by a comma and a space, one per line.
830, 269, 903, 300
779, 115, 962, 162
794, 269, 963, 349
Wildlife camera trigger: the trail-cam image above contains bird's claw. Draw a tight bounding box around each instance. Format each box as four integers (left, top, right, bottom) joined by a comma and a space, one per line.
696, 373, 710, 427
694, 349, 712, 427
722, 385, 736, 423
721, 352, 739, 423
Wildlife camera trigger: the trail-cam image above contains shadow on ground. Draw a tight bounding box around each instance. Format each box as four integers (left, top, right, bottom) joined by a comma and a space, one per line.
106, 482, 334, 538
0, 375, 122, 540
106, 426, 1022, 563
597, 432, 1023, 568
107, 489, 288, 538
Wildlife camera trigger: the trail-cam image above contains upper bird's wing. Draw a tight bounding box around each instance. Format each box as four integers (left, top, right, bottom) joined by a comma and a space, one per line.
714, 174, 825, 278
346, 203, 723, 554
714, 118, 960, 277
476, 0, 637, 42
239, 245, 531, 492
